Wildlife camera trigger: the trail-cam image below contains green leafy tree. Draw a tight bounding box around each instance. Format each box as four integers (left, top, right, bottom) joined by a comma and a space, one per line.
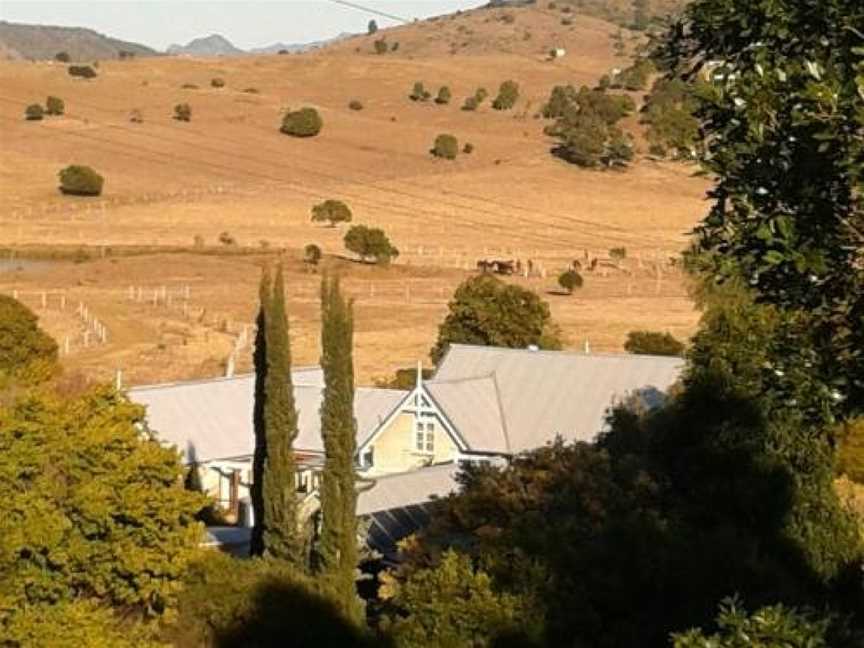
492, 80, 519, 110
382, 550, 538, 648
259, 265, 304, 566
542, 84, 578, 119
281, 107, 323, 137
661, 0, 864, 419
24, 103, 43, 120
0, 294, 58, 379
641, 78, 700, 159
174, 103, 191, 121
311, 199, 353, 227
0, 387, 205, 619
343, 225, 399, 264
368, 19, 378, 35
58, 164, 104, 196
305, 243, 323, 266
624, 330, 685, 356
672, 598, 831, 648
68, 65, 97, 79
45, 96, 64, 116
435, 86, 452, 105
317, 276, 362, 623
609, 58, 654, 90
430, 275, 561, 364
54, 51, 70, 63
409, 81, 429, 102
558, 269, 583, 294
432, 133, 459, 159
461, 96, 479, 111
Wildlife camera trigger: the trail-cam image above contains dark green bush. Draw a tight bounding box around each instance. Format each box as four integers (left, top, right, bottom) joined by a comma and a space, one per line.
24, 104, 44, 121
343, 225, 398, 264
609, 247, 627, 260
463, 142, 474, 154
311, 199, 352, 226
68, 65, 97, 79
280, 107, 323, 137
435, 86, 452, 105
624, 330, 685, 356
58, 165, 104, 196
409, 81, 430, 102
45, 96, 64, 116
492, 80, 519, 110
174, 103, 192, 121
558, 270, 583, 294
304, 244, 322, 266
432, 133, 459, 159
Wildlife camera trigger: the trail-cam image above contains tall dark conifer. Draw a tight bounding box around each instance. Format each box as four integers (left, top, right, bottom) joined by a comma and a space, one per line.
250, 267, 270, 556
260, 264, 303, 565
317, 276, 361, 620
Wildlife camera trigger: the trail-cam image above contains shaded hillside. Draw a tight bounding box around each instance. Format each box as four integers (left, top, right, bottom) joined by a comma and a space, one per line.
0, 21, 157, 61
167, 34, 245, 57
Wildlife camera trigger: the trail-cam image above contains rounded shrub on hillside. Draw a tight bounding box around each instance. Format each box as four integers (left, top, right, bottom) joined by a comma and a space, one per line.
24, 104, 44, 121
68, 65, 97, 79
45, 96, 65, 116
344, 225, 398, 264
311, 199, 352, 227
432, 134, 459, 160
492, 80, 519, 110
174, 103, 192, 121
281, 107, 323, 137
348, 99, 363, 111
58, 165, 104, 197
558, 269, 583, 294
211, 77, 226, 88
435, 86, 452, 105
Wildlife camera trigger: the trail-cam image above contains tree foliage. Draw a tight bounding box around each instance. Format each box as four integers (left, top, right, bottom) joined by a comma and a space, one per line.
68, 65, 97, 79
312, 199, 353, 226
305, 243, 323, 266
409, 81, 431, 102
492, 80, 519, 110
557, 269, 583, 294
58, 164, 104, 196
173, 103, 191, 121
641, 78, 700, 159
24, 103, 43, 120
435, 86, 451, 105
0, 294, 58, 379
281, 107, 323, 137
432, 133, 459, 159
624, 330, 685, 356
0, 387, 205, 622
344, 225, 399, 264
45, 95, 65, 116
430, 275, 561, 364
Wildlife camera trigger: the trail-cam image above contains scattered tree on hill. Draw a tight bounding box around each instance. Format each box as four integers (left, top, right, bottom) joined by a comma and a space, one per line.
430, 275, 561, 363
304, 244, 323, 266
311, 199, 353, 227
218, 231, 236, 246
281, 107, 323, 137
45, 96, 64, 116
343, 225, 399, 264
316, 276, 362, 622
409, 81, 431, 102
368, 19, 378, 35
58, 165, 104, 196
68, 65, 97, 79
461, 96, 479, 111
431, 133, 459, 159
542, 84, 579, 119
373, 38, 388, 55
54, 51, 70, 63
0, 387, 205, 620
641, 78, 701, 159
174, 103, 191, 121
435, 86, 452, 105
624, 330, 685, 356
608, 58, 655, 91
463, 142, 474, 154
609, 247, 627, 260
558, 269, 583, 294
211, 77, 225, 88
492, 80, 519, 110
0, 295, 58, 380
24, 104, 43, 121
348, 99, 363, 111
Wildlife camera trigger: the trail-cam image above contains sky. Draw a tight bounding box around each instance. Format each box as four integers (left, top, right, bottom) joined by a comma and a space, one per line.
0, 0, 486, 51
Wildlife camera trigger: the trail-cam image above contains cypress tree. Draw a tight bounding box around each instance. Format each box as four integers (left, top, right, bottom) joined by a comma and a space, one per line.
250, 267, 270, 556
317, 276, 361, 621
260, 264, 304, 565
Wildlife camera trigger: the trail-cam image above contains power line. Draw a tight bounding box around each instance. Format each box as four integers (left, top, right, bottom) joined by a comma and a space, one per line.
322, 0, 411, 24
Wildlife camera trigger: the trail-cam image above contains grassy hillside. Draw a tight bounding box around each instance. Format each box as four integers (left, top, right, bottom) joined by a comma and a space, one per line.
0, 21, 158, 61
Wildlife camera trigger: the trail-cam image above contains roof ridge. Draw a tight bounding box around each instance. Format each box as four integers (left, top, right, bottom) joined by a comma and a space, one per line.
489, 372, 512, 454
426, 373, 496, 386
446, 343, 684, 362
126, 366, 321, 392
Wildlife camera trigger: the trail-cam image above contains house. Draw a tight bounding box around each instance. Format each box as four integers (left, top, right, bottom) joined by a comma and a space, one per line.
356, 344, 684, 475
129, 345, 683, 537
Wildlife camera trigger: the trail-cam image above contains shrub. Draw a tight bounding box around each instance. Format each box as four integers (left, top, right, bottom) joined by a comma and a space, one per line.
0, 295, 58, 378
373, 38, 388, 54
304, 244, 322, 266
558, 269, 583, 294
609, 247, 627, 260
211, 77, 225, 88
623, 330, 685, 356
218, 231, 237, 246
492, 80, 519, 110
432, 133, 459, 159
368, 19, 378, 34
609, 58, 655, 91
129, 108, 143, 123
68, 65, 97, 79
58, 165, 104, 196
561, 17, 574, 26
463, 142, 474, 154
461, 96, 479, 111
174, 103, 192, 121
280, 107, 323, 137
24, 104, 44, 121
343, 225, 398, 264
435, 86, 452, 105
243, 87, 260, 94
409, 81, 430, 102
311, 199, 352, 227
391, 41, 400, 52
45, 96, 64, 116
642, 78, 700, 160
475, 87, 489, 102
54, 51, 70, 63
348, 99, 363, 111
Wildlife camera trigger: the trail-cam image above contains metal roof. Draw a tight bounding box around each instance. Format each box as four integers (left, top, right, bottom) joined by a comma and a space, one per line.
356, 462, 461, 516
429, 344, 684, 453
425, 377, 508, 453
128, 370, 407, 463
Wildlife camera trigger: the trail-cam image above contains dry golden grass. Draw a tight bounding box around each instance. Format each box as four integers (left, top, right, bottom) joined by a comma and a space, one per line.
0, 5, 706, 386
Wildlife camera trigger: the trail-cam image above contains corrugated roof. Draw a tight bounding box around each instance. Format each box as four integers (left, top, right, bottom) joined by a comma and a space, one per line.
430, 344, 684, 453
356, 462, 461, 516
426, 377, 508, 453
129, 370, 406, 463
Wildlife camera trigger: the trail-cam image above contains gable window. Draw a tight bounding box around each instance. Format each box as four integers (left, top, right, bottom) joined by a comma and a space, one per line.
416, 420, 435, 453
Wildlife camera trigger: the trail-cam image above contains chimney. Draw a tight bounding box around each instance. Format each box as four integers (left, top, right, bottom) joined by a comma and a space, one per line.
583, 340, 591, 354
225, 354, 236, 378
